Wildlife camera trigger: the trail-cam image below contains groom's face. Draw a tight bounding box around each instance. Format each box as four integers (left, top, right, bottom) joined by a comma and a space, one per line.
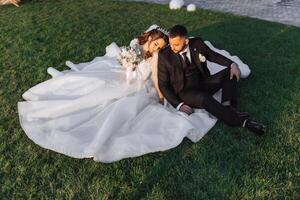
169, 36, 189, 54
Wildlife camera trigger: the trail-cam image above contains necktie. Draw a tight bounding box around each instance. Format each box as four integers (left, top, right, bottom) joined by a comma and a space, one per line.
182, 52, 191, 67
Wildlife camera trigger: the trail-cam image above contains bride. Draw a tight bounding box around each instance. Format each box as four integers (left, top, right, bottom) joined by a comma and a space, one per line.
18, 25, 251, 163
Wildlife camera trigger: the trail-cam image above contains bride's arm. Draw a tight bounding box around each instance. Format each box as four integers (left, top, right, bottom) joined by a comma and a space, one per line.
150, 52, 164, 102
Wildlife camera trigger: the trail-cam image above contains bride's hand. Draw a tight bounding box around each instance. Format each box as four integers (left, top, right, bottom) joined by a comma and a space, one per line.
179, 104, 194, 115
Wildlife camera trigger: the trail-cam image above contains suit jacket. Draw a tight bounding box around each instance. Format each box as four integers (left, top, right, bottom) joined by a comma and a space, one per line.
157, 37, 234, 108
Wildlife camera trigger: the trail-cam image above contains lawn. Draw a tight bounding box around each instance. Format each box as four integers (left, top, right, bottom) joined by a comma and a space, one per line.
0, 0, 299, 199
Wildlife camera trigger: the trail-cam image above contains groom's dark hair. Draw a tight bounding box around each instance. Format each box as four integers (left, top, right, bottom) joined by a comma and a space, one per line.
169, 25, 188, 38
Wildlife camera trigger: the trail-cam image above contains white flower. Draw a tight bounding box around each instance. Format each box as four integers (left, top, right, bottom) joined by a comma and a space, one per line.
117, 46, 143, 70
198, 53, 206, 62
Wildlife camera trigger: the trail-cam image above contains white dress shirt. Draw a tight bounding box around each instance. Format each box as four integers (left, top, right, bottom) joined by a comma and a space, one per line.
179, 45, 191, 63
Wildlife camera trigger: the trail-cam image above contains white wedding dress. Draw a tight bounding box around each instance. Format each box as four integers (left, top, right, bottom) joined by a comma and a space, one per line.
18, 36, 251, 163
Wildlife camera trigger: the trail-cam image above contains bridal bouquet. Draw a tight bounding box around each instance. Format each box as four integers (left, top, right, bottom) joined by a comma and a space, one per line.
117, 46, 143, 70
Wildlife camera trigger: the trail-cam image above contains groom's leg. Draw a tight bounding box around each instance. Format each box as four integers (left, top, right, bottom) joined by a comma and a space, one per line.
221, 68, 238, 107
199, 68, 238, 107
179, 89, 246, 126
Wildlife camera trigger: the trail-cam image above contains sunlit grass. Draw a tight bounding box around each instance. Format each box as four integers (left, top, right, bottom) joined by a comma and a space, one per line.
0, 0, 299, 199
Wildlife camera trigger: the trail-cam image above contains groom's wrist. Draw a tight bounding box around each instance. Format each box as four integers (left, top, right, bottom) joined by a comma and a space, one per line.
176, 102, 184, 110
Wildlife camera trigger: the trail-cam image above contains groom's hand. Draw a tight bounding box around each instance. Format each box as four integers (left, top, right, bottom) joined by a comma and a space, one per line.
179, 104, 194, 115
230, 63, 241, 81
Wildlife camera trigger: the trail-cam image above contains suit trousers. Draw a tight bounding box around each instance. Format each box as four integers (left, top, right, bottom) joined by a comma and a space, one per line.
178, 68, 244, 126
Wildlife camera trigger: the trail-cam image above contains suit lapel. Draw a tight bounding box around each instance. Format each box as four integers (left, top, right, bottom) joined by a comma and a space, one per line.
170, 49, 184, 70
189, 43, 201, 66
189, 41, 206, 75
167, 49, 184, 85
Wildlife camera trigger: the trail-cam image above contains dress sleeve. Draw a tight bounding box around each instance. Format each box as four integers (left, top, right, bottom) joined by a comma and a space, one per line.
136, 60, 151, 81
129, 38, 139, 49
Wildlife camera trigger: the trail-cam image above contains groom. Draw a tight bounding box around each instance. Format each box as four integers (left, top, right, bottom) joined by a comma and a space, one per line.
158, 25, 266, 135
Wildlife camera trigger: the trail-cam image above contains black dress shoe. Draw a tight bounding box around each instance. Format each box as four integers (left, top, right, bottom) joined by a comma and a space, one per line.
245, 119, 267, 135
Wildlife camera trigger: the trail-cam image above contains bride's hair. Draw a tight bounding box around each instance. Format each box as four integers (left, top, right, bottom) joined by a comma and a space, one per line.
138, 28, 169, 59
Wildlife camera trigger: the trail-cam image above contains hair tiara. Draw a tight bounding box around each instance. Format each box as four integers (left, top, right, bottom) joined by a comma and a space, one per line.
156, 27, 169, 36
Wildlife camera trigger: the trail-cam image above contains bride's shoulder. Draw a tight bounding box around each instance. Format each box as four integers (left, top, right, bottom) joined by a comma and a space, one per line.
147, 51, 159, 62
152, 51, 159, 59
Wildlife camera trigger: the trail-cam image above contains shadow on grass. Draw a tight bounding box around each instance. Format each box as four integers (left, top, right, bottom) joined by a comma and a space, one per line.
126, 18, 300, 199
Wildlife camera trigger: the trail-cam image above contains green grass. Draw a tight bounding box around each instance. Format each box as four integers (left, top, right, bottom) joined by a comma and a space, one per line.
0, 0, 299, 199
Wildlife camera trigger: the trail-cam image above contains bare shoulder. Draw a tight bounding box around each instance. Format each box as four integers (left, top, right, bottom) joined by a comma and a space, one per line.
149, 52, 159, 67
152, 51, 159, 59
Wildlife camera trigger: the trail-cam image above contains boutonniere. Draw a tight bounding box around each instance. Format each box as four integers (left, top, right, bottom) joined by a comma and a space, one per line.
198, 53, 206, 62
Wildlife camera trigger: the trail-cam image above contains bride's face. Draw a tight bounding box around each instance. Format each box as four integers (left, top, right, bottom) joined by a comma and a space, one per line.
146, 37, 167, 54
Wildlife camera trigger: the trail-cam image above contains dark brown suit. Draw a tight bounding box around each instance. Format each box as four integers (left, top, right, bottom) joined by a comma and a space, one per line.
158, 37, 245, 127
